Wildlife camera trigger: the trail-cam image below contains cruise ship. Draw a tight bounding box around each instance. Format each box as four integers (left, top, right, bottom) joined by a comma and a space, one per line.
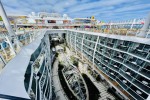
0, 1, 150, 100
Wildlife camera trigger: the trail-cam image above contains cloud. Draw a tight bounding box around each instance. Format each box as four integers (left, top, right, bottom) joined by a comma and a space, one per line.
114, 3, 150, 12
66, 0, 136, 13
0, 0, 150, 21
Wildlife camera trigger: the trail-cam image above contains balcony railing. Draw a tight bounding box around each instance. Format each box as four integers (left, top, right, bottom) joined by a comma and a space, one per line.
76, 28, 150, 38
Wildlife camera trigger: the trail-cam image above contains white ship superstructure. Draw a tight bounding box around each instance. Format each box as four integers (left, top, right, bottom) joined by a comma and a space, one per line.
0, 1, 150, 100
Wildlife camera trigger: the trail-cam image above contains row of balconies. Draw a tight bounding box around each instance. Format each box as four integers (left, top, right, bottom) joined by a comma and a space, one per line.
68, 32, 150, 100
94, 58, 149, 100
116, 75, 148, 100
101, 53, 149, 81
96, 44, 150, 79
84, 34, 97, 42
69, 34, 150, 85
72, 47, 147, 98
69, 34, 149, 74
94, 50, 150, 94
97, 37, 150, 60
70, 34, 150, 59
83, 40, 95, 49
69, 34, 150, 80
76, 33, 84, 38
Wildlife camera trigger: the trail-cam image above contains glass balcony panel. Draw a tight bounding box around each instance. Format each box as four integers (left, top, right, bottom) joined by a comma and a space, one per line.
133, 79, 150, 94
116, 78, 128, 89
110, 64, 119, 71
143, 62, 150, 70
139, 68, 150, 78
127, 88, 144, 100
123, 41, 133, 47
108, 43, 114, 47
129, 48, 148, 58
137, 44, 145, 50
107, 72, 116, 79
116, 45, 129, 52
140, 92, 149, 99
124, 60, 139, 71
112, 55, 124, 62
119, 70, 133, 81
136, 59, 145, 66
143, 45, 150, 52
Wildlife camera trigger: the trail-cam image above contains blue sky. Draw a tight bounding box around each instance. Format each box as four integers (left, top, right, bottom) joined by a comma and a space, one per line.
1, 0, 150, 21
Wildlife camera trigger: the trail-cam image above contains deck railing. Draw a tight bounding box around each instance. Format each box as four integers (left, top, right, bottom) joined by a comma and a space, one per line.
76, 28, 150, 38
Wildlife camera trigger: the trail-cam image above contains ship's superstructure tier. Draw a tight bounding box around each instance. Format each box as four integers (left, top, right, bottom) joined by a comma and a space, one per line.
66, 30, 150, 100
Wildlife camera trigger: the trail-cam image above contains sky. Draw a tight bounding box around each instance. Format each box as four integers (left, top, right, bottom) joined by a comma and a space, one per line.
1, 0, 150, 21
